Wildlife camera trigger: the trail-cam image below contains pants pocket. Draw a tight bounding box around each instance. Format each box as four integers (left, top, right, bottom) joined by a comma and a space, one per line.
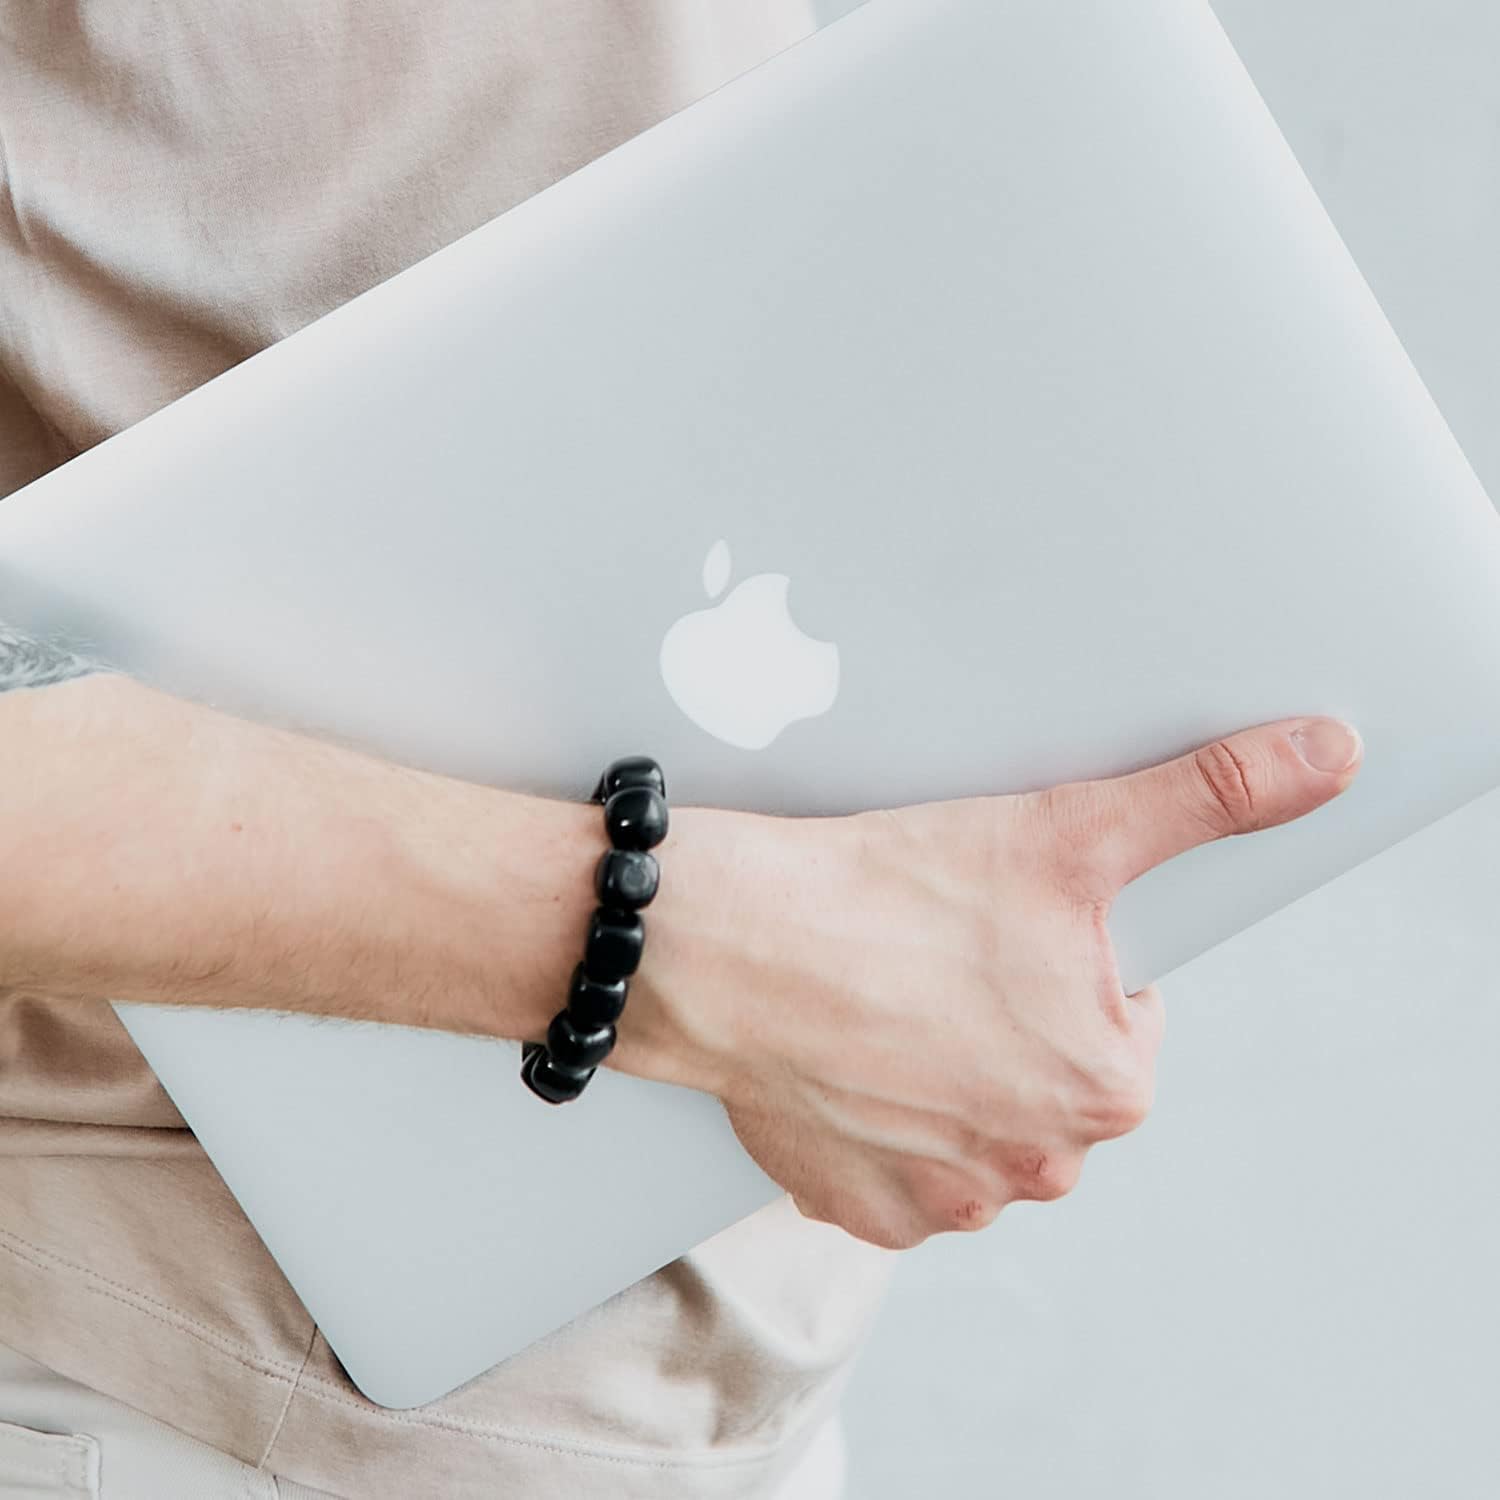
0, 1418, 99, 1499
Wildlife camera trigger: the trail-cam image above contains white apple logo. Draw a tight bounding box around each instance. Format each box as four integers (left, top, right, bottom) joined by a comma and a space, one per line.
659, 540, 840, 750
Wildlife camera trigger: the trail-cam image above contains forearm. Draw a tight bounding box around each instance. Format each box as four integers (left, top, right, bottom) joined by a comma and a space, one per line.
0, 654, 594, 1042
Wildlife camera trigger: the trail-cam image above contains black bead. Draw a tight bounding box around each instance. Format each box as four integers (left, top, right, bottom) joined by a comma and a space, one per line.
520, 1045, 594, 1104
592, 756, 666, 804
595, 849, 659, 911
604, 787, 668, 852
547, 1011, 616, 1070
566, 963, 628, 1028
583, 907, 645, 982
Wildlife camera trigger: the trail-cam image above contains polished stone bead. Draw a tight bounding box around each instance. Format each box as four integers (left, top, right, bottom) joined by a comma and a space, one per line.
565, 963, 628, 1028
603, 786, 668, 851
595, 849, 659, 910
547, 1011, 616, 1070
583, 907, 645, 981
592, 755, 666, 803
520, 1044, 594, 1104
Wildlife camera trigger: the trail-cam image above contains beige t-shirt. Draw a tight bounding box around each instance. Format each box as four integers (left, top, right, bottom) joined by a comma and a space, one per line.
0, 6, 896, 1496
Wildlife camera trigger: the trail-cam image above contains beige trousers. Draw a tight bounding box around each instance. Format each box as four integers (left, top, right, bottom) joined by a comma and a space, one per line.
0, 1343, 846, 1500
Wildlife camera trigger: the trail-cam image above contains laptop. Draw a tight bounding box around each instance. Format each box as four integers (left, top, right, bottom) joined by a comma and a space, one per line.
3, 0, 1500, 1409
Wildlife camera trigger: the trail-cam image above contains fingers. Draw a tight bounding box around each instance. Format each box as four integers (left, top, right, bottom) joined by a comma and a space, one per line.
1031, 716, 1363, 899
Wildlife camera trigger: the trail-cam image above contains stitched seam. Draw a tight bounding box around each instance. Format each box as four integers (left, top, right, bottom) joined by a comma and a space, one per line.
67, 1434, 94, 1494
0, 1225, 304, 1379
0, 1424, 89, 1486
255, 1323, 318, 1471
0, 1458, 61, 1484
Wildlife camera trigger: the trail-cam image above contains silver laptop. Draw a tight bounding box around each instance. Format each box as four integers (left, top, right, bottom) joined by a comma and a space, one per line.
3, 0, 1500, 1408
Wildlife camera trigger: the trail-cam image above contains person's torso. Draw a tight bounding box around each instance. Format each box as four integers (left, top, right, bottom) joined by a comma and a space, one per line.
0, 7, 895, 1496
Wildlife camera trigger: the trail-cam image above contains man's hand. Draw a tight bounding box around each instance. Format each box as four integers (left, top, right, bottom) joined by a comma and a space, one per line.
0, 635, 1360, 1251
615, 717, 1363, 1249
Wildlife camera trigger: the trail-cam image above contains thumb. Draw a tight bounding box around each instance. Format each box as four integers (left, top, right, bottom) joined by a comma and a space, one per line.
1036, 716, 1364, 898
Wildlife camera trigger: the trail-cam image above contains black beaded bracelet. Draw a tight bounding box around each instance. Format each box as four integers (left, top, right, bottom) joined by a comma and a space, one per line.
520, 756, 668, 1105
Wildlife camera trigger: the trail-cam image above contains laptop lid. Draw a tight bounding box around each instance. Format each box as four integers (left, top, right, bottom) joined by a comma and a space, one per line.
3, 0, 1499, 1407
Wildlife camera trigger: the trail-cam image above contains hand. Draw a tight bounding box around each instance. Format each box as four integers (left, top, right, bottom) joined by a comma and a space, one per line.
614, 716, 1363, 1249
0, 657, 1359, 1251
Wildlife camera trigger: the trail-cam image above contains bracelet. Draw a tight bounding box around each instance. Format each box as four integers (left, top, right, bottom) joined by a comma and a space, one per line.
520, 755, 668, 1105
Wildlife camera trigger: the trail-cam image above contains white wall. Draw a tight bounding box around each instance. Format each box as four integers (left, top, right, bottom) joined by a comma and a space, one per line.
817, 2, 1500, 1494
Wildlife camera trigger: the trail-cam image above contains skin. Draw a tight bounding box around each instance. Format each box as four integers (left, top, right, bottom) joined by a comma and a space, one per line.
0, 630, 1362, 1250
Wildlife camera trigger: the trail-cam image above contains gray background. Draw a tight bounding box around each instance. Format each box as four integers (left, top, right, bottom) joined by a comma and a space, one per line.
809, 1, 1500, 1494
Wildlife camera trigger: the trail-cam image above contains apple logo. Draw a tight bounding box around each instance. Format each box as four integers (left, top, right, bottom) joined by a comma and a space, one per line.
659, 540, 840, 750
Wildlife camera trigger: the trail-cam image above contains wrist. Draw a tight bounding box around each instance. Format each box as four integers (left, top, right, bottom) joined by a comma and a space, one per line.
604, 802, 833, 1102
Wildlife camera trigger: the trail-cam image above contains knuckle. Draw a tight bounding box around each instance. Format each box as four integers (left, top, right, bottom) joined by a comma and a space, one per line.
1114, 1079, 1154, 1134
1191, 740, 1259, 829
1086, 1067, 1155, 1138
907, 1161, 1005, 1237
942, 1195, 1003, 1233
1063, 1034, 1157, 1139
1010, 1149, 1081, 1203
